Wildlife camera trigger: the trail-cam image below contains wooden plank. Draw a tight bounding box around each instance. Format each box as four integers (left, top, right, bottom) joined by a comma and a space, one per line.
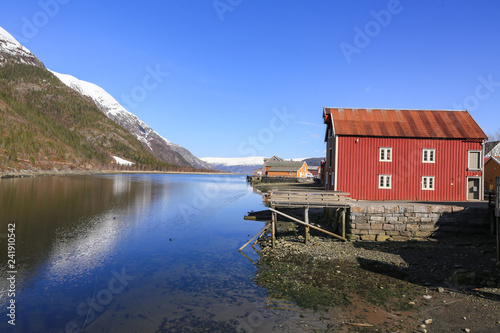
238, 224, 271, 251
269, 207, 347, 242
271, 211, 277, 248
341, 209, 346, 239
304, 207, 310, 244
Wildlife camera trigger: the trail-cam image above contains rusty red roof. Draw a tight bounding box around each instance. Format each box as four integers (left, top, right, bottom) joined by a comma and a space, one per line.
323, 108, 487, 139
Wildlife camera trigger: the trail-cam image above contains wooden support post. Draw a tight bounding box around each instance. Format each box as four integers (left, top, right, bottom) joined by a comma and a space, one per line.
304, 207, 310, 244
238, 224, 271, 251
497, 216, 499, 263
269, 207, 347, 242
271, 210, 277, 249
341, 209, 346, 239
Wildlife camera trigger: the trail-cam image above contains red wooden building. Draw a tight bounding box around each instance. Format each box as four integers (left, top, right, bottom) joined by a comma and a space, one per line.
323, 108, 488, 201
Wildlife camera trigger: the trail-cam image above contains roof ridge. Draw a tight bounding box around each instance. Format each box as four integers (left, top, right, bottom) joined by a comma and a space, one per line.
323, 108, 487, 139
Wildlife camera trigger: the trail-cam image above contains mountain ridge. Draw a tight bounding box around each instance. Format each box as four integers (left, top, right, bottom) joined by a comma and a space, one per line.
0, 25, 214, 172
51, 71, 215, 170
0, 26, 208, 173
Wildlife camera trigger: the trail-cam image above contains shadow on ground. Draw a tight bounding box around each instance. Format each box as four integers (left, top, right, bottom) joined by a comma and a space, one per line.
353, 236, 500, 302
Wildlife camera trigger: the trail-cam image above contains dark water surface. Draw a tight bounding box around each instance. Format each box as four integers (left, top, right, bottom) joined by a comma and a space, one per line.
0, 174, 316, 332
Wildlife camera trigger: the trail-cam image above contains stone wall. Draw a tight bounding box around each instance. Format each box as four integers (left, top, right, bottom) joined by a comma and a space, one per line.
348, 203, 491, 241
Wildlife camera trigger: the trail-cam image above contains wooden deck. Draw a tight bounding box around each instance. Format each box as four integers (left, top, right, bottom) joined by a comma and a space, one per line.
264, 190, 352, 208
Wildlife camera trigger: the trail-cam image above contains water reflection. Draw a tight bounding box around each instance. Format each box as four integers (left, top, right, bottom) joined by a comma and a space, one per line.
0, 174, 275, 332
0, 176, 134, 297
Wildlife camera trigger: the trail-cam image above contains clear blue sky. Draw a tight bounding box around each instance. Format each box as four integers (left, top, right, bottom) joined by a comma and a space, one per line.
1, 0, 500, 159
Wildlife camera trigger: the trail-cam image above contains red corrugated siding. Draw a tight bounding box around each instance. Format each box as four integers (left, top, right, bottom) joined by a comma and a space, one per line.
336, 136, 483, 201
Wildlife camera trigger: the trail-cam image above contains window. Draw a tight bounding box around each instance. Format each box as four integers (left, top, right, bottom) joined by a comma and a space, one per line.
329, 148, 333, 168
379, 148, 392, 162
468, 151, 481, 170
378, 175, 392, 189
422, 176, 435, 190
422, 149, 435, 163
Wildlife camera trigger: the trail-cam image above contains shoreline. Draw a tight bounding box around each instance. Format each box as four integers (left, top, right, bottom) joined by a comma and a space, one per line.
254, 231, 500, 332
0, 169, 234, 179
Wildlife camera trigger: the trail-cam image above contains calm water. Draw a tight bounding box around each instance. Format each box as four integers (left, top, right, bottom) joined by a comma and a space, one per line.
0, 174, 321, 332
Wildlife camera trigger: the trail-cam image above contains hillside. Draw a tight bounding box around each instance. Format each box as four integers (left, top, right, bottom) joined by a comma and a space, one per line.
0, 28, 197, 173
51, 71, 215, 170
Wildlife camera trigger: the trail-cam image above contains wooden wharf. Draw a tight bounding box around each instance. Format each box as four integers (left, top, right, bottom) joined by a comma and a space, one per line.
264, 190, 352, 208
241, 190, 353, 250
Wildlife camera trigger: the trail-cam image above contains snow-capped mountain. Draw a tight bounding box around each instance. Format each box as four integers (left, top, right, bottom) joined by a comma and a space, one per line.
0, 25, 214, 171
51, 71, 215, 170
200, 156, 265, 166
200, 156, 265, 174
0, 27, 43, 67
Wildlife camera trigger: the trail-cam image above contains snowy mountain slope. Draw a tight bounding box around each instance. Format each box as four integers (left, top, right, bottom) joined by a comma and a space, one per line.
200, 156, 265, 174
0, 26, 180, 172
51, 71, 215, 170
0, 27, 43, 67
200, 156, 265, 166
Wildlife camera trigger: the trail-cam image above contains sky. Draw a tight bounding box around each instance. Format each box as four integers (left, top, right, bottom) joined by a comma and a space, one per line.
1, 0, 500, 160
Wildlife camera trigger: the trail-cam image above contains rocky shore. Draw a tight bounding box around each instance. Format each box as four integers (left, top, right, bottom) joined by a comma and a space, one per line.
255, 227, 500, 332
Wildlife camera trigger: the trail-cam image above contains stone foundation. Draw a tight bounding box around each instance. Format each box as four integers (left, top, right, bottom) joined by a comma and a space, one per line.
347, 202, 491, 241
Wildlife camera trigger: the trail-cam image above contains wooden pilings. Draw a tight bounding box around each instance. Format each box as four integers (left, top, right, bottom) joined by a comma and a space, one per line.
268, 207, 347, 242
271, 209, 277, 248
304, 207, 310, 244
341, 209, 346, 239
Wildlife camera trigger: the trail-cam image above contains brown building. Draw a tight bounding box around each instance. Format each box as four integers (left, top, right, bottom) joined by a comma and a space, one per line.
265, 161, 308, 178
484, 156, 500, 191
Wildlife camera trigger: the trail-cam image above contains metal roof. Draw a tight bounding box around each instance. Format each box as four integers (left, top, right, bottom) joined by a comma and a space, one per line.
266, 161, 305, 172
485, 141, 500, 156
323, 108, 487, 139
266, 161, 305, 167
267, 166, 303, 172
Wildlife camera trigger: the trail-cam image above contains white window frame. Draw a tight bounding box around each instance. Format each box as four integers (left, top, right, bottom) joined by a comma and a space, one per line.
378, 175, 392, 189
422, 149, 435, 163
379, 147, 392, 162
422, 176, 435, 190
468, 150, 481, 171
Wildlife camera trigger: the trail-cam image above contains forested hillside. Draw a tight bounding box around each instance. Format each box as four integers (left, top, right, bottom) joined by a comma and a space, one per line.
0, 63, 195, 172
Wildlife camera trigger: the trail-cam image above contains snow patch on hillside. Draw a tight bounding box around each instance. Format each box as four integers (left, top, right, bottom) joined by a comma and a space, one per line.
51, 70, 215, 170
112, 156, 135, 166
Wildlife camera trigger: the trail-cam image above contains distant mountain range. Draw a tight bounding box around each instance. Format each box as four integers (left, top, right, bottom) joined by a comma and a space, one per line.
0, 26, 214, 172
200, 156, 265, 174
200, 156, 324, 174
